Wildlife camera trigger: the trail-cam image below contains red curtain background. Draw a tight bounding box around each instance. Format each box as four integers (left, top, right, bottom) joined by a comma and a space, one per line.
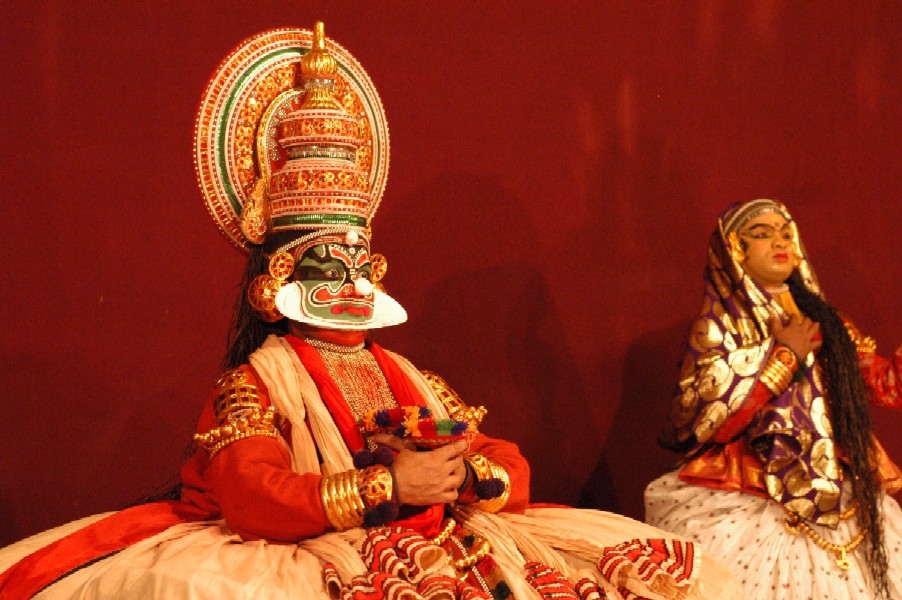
2, 1, 900, 548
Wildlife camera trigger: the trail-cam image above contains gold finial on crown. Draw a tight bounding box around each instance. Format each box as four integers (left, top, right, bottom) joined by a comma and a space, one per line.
300, 21, 340, 109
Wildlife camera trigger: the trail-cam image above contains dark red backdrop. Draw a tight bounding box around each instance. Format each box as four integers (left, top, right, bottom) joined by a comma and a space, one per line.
2, 1, 901, 548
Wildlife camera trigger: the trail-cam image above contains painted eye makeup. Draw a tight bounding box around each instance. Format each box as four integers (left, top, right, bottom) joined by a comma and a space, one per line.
298, 265, 343, 280
740, 224, 792, 240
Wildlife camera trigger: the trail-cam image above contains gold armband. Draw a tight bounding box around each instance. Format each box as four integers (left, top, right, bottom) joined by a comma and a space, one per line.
320, 465, 395, 531
759, 345, 797, 396
194, 369, 279, 458
421, 370, 487, 433
459, 452, 511, 513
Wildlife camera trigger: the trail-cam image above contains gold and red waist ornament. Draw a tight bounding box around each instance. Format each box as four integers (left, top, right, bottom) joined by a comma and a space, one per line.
680, 436, 902, 499
194, 21, 390, 251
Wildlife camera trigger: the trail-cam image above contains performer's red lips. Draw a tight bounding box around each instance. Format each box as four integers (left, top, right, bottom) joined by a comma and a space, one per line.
331, 305, 371, 316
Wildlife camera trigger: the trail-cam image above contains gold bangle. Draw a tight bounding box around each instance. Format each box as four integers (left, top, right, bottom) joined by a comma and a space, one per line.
759, 345, 797, 395
460, 453, 511, 514
320, 469, 365, 531
358, 465, 393, 509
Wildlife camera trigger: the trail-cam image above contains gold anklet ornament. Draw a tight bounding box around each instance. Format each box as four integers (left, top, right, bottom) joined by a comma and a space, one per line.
783, 504, 866, 570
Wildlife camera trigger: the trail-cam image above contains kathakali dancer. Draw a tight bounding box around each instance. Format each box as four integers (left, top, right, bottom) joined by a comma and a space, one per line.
0, 23, 740, 599
646, 199, 902, 599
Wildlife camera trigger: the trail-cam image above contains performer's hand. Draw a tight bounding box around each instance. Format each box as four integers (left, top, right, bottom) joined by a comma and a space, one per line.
369, 433, 417, 452
371, 436, 468, 506
771, 315, 821, 359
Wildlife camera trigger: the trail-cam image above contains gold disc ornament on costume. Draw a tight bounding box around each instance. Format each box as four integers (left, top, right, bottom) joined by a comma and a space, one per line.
194, 24, 390, 252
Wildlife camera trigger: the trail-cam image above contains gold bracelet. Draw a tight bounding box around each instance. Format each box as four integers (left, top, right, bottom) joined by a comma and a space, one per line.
460, 453, 511, 514
358, 465, 393, 509
759, 345, 797, 395
320, 469, 365, 531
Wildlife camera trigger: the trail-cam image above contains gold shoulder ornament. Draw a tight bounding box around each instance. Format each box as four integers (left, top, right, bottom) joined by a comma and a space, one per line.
420, 370, 487, 433
194, 369, 279, 458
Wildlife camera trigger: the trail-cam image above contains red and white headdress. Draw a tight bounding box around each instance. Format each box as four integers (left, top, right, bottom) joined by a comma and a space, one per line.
194, 22, 390, 251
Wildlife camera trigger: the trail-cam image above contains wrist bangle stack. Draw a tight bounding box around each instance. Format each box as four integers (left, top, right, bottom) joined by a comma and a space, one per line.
321, 464, 400, 531
320, 469, 366, 531
760, 344, 798, 395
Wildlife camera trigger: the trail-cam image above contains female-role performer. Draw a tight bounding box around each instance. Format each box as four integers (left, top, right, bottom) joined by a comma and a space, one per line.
0, 23, 741, 600
646, 198, 902, 599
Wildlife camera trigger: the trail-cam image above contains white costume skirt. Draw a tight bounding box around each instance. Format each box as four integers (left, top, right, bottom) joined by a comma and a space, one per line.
645, 471, 902, 599
1, 507, 744, 600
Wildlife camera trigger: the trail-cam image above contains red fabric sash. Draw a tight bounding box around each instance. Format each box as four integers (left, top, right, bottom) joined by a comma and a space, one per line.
0, 500, 211, 599
284, 335, 424, 452
284, 335, 445, 538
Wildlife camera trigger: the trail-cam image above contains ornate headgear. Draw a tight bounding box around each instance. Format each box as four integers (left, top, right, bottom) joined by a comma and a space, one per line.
718, 198, 820, 296
194, 22, 389, 251
194, 23, 404, 329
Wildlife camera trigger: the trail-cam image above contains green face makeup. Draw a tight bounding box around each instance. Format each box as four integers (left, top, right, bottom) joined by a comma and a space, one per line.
294, 243, 374, 325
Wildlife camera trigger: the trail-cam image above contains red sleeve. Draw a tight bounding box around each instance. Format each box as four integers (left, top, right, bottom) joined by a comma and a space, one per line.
860, 344, 902, 410
468, 432, 531, 514
210, 437, 331, 542
190, 365, 332, 542
713, 380, 773, 443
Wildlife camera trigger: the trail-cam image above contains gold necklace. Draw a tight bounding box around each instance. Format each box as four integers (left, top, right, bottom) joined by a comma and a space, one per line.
783, 504, 866, 569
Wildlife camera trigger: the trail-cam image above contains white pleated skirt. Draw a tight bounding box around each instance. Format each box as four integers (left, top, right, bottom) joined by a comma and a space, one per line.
645, 471, 902, 599
2, 506, 744, 600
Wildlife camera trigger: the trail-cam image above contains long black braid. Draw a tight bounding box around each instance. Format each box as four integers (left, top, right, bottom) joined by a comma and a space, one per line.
787, 272, 889, 598
222, 234, 300, 370
129, 236, 299, 507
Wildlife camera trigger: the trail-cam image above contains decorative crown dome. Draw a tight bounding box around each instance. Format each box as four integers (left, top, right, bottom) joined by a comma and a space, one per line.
267, 23, 371, 234
194, 22, 389, 251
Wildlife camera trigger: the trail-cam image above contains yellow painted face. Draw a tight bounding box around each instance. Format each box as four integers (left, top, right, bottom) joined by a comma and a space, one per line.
738, 212, 796, 288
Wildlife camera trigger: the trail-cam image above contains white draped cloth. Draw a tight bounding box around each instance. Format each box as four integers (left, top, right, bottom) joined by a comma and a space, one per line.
1, 337, 743, 599
646, 471, 902, 600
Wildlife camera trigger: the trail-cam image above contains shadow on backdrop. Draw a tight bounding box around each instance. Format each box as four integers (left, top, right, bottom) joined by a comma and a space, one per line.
579, 318, 692, 520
